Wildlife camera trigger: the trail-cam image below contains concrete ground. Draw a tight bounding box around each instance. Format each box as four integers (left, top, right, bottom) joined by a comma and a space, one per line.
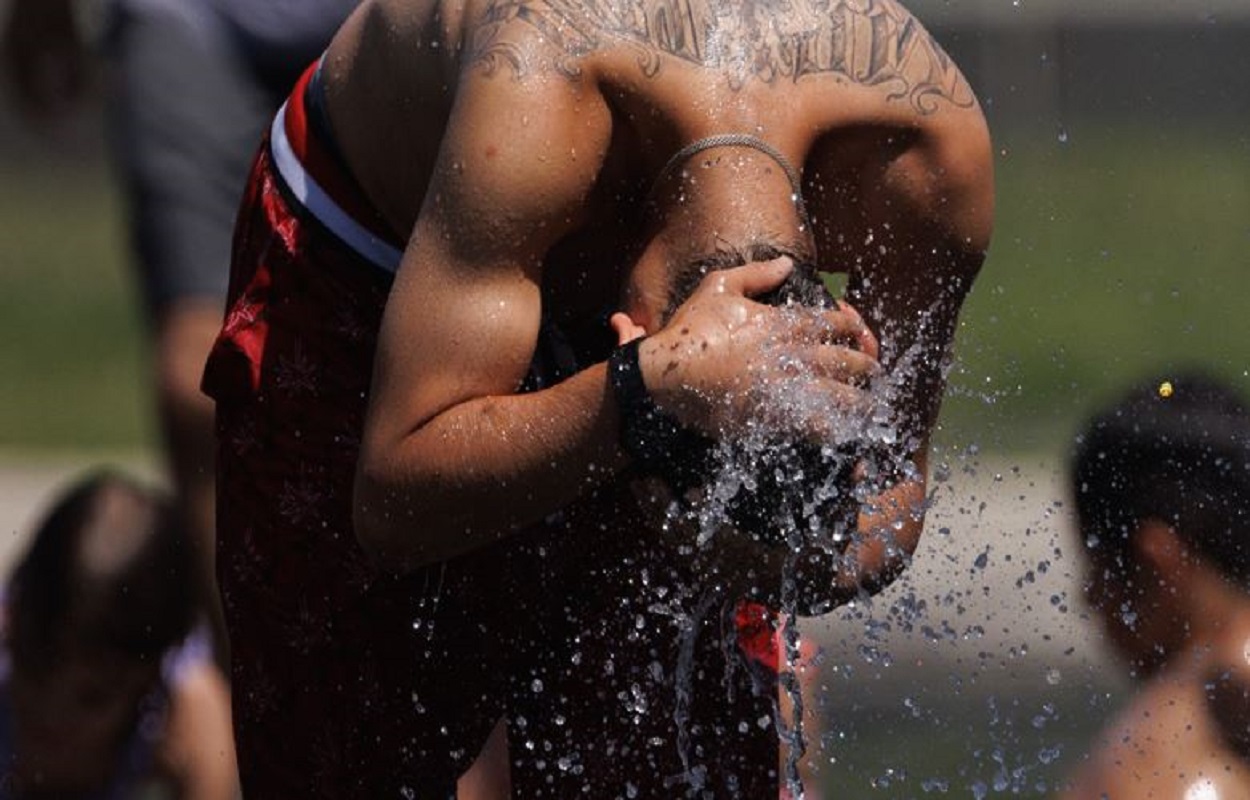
0, 448, 1123, 791
0, 448, 1121, 687
812, 449, 1122, 691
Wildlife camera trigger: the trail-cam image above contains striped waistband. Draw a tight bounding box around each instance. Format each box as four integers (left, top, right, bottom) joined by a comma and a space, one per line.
268, 63, 404, 273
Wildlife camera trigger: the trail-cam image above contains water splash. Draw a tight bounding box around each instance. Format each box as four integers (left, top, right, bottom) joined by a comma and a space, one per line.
670, 590, 719, 793
646, 311, 938, 794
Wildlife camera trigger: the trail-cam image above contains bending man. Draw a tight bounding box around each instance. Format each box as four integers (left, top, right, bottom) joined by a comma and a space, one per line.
203, 0, 993, 795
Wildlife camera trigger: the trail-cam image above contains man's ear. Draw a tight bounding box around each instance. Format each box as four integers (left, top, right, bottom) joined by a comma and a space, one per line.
609, 312, 648, 345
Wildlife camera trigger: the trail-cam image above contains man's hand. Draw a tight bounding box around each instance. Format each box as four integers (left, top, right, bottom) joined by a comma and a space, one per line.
639, 257, 879, 444
2, 0, 89, 122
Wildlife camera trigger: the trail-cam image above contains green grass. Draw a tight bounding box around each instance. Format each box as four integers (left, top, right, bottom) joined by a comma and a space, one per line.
0, 157, 155, 452
939, 124, 1250, 451
0, 125, 1247, 453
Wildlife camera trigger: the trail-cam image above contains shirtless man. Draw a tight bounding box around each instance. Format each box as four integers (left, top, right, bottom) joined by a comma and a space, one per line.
1061, 373, 1250, 799
203, 0, 992, 796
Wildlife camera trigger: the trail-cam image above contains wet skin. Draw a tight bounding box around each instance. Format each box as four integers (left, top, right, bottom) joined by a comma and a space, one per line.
334, 0, 993, 574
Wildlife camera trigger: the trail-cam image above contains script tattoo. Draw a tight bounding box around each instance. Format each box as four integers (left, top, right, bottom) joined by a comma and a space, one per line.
471, 0, 974, 113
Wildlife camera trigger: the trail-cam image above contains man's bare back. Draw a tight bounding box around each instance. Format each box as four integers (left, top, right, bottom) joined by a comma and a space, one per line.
326, 0, 986, 242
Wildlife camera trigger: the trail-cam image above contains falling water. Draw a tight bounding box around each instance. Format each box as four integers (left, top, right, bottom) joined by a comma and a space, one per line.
651, 305, 934, 797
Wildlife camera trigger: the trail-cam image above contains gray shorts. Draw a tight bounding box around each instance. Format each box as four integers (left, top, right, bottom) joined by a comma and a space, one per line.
103, 3, 298, 317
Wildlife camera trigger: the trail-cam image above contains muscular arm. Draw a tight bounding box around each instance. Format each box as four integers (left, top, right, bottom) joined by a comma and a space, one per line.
806, 83, 994, 600
354, 58, 624, 569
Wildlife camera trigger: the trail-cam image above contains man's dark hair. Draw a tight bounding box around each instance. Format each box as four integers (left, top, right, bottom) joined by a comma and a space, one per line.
666, 240, 832, 322
656, 239, 856, 549
1072, 371, 1250, 583
8, 470, 196, 666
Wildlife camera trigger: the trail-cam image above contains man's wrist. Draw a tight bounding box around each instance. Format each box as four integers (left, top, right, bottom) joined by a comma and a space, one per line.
607, 338, 712, 491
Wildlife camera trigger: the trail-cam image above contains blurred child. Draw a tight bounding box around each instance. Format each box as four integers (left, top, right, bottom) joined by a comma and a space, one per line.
1060, 372, 1250, 798
2, 0, 362, 666
0, 471, 237, 798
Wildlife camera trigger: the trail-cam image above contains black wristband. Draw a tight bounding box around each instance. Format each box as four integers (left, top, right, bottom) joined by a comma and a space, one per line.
607, 338, 713, 492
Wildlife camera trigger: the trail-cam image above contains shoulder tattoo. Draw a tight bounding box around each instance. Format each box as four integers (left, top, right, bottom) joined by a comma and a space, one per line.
470, 0, 975, 114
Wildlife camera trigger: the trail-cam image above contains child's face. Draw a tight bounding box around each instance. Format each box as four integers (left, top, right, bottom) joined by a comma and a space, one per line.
10, 641, 159, 790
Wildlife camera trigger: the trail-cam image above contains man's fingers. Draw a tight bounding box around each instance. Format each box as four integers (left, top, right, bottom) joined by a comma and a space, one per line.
781, 305, 879, 358
833, 300, 879, 358
784, 345, 880, 384
710, 256, 793, 297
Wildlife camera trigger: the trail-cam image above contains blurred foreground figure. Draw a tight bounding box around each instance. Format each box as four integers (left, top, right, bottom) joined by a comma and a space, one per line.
0, 471, 237, 798
1062, 373, 1250, 799
1, 0, 360, 663
203, 0, 992, 795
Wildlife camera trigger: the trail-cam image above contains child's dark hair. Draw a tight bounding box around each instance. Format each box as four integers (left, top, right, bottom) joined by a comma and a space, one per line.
1072, 372, 1250, 583
8, 470, 196, 666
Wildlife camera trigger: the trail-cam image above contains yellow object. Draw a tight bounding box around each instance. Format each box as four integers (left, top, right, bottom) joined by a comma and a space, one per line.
1158, 381, 1174, 398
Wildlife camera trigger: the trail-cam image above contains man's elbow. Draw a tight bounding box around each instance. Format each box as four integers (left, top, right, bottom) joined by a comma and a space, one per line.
840, 540, 916, 599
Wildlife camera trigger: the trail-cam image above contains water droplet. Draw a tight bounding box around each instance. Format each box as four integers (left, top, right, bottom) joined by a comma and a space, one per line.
1119, 604, 1138, 627
1185, 779, 1219, 800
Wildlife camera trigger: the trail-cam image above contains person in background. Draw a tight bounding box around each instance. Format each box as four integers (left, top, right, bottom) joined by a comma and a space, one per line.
1061, 372, 1250, 799
1, 0, 362, 663
0, 470, 237, 798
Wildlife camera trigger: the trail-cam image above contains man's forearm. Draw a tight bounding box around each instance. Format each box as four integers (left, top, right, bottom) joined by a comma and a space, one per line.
787, 459, 928, 615
354, 362, 628, 570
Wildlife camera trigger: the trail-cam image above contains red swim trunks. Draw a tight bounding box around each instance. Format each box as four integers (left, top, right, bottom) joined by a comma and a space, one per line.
204, 64, 509, 799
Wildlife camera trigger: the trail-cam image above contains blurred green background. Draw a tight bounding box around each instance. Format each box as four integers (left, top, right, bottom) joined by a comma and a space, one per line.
0, 153, 149, 451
